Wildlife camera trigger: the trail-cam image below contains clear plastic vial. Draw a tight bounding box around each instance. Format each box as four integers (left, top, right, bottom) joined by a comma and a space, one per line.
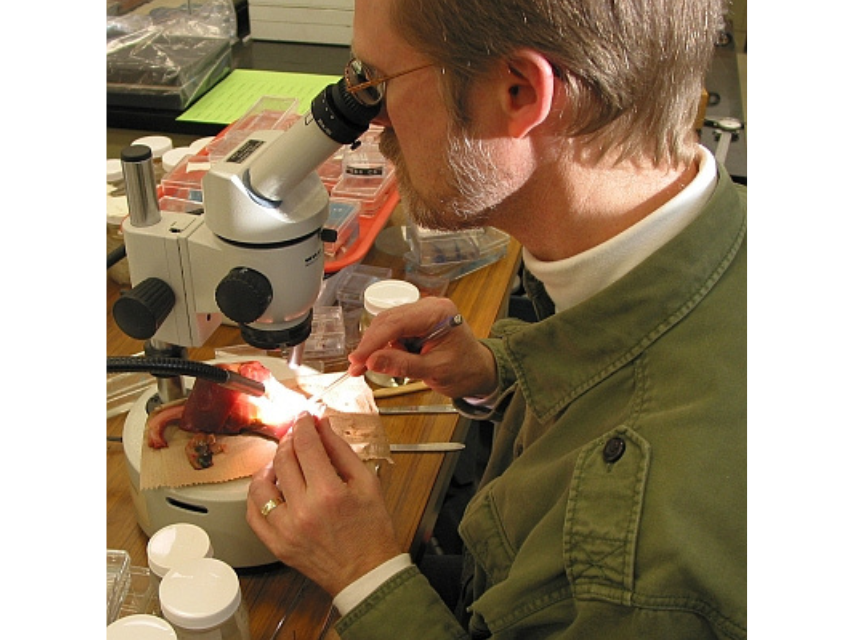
360, 279, 420, 387
107, 614, 178, 640
159, 558, 250, 640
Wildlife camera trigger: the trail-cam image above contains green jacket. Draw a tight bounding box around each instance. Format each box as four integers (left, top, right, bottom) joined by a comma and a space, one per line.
337, 169, 747, 639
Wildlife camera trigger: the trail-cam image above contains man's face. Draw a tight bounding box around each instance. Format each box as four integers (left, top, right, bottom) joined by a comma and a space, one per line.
353, 0, 519, 232
379, 123, 510, 232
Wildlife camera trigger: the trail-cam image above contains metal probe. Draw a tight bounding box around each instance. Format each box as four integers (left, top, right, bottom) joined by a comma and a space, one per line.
308, 313, 464, 406
401, 313, 464, 353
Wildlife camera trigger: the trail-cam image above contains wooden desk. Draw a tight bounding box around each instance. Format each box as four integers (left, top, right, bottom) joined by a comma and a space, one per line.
107, 206, 521, 638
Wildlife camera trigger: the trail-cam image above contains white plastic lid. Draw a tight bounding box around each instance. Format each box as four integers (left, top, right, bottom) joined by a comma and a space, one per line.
107, 614, 178, 639
107, 158, 123, 183
160, 558, 242, 630
162, 147, 192, 172
189, 136, 215, 154
147, 523, 213, 578
131, 135, 173, 158
363, 279, 420, 316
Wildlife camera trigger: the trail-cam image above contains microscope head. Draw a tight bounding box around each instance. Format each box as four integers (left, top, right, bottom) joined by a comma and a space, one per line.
116, 79, 380, 355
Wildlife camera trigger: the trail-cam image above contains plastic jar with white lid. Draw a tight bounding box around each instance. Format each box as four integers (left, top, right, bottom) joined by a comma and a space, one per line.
147, 523, 214, 586
162, 147, 193, 174
107, 614, 178, 640
131, 135, 173, 183
107, 158, 131, 285
360, 279, 420, 387
159, 558, 250, 640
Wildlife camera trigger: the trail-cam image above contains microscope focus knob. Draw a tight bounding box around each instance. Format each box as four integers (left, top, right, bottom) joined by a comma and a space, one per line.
216, 267, 273, 324
113, 277, 176, 340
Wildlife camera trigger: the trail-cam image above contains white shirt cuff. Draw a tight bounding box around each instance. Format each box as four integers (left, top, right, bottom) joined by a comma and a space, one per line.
332, 553, 413, 616
463, 385, 500, 408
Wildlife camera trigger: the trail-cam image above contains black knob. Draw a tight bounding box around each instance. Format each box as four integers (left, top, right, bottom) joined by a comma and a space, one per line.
113, 277, 175, 340
216, 267, 273, 324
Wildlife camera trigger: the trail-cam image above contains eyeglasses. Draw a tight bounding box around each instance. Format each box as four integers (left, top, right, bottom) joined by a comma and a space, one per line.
344, 57, 434, 107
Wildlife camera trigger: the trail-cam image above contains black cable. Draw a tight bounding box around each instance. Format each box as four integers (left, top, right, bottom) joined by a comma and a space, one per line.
108, 243, 127, 269
107, 356, 266, 397
107, 356, 230, 383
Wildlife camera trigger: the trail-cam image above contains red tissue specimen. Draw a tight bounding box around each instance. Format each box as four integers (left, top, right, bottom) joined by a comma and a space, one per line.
145, 361, 309, 469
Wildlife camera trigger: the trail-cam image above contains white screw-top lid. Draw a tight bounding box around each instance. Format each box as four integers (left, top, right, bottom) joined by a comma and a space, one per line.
189, 136, 215, 154
162, 147, 192, 172
131, 135, 173, 158
363, 279, 420, 316
107, 614, 178, 639
147, 523, 213, 578
107, 158, 123, 183
159, 558, 242, 630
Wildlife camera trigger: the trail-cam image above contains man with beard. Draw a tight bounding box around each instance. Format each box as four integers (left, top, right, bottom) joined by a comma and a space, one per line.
247, 0, 747, 638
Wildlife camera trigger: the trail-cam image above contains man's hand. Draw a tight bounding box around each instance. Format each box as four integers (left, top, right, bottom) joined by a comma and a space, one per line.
347, 296, 498, 399
247, 413, 400, 596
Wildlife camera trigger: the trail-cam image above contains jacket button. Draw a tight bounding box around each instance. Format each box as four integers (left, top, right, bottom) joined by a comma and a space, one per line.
603, 437, 626, 463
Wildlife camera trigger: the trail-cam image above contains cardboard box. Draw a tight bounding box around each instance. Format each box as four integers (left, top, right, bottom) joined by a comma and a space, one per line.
249, 0, 353, 44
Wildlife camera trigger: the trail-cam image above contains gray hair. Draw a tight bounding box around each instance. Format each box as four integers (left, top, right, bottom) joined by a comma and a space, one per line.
391, 0, 727, 165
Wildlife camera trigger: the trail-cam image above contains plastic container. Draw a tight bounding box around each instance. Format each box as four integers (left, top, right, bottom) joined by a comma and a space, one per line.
205, 96, 299, 162
147, 523, 214, 587
324, 199, 362, 257
404, 226, 511, 281
108, 614, 178, 640
108, 549, 132, 624
159, 558, 250, 640
360, 279, 420, 387
107, 158, 132, 285
159, 153, 211, 212
331, 167, 396, 218
303, 306, 346, 361
335, 265, 393, 308
118, 565, 160, 618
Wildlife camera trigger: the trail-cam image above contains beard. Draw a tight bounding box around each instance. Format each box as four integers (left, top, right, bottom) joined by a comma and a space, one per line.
379, 123, 512, 232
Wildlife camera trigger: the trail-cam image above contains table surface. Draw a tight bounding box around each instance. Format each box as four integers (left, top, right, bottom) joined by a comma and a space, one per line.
106, 197, 521, 637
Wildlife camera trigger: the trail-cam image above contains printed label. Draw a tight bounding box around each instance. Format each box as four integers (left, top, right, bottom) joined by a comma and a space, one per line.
227, 139, 265, 164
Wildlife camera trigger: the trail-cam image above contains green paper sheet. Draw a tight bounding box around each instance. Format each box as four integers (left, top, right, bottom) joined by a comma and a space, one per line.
177, 69, 339, 125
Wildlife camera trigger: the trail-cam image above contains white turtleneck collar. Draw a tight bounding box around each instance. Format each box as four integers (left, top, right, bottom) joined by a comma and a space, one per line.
522, 145, 718, 313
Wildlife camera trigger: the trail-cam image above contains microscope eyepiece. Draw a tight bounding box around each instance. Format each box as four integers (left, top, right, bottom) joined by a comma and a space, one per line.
311, 79, 382, 146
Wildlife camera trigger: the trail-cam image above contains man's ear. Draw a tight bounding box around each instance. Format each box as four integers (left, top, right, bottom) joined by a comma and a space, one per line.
499, 50, 556, 139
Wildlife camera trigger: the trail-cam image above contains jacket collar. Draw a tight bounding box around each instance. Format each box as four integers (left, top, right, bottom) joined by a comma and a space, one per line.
503, 167, 746, 422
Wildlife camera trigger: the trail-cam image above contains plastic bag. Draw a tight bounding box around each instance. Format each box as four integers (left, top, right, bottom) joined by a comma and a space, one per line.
107, 0, 236, 110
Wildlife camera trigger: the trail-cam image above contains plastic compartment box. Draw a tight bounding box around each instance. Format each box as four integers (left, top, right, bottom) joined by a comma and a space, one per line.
108, 550, 132, 624
303, 306, 347, 360
404, 227, 511, 281
118, 565, 160, 618
205, 96, 300, 162
406, 221, 489, 266
159, 152, 212, 211
324, 199, 362, 257
335, 264, 393, 308
331, 168, 397, 218
330, 126, 396, 217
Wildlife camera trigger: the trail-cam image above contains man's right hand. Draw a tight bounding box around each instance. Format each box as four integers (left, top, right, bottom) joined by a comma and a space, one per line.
347, 296, 498, 400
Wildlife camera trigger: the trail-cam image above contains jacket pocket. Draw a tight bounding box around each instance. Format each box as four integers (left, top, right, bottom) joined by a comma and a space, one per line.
564, 425, 651, 605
